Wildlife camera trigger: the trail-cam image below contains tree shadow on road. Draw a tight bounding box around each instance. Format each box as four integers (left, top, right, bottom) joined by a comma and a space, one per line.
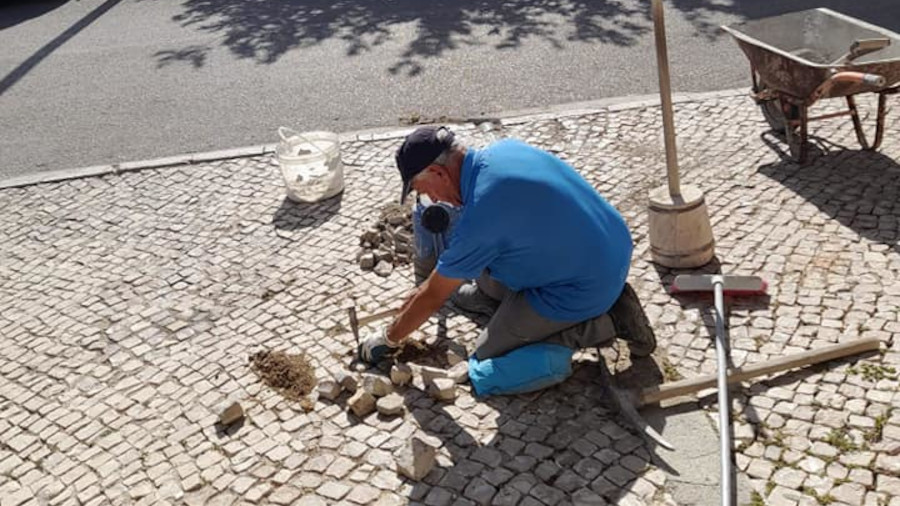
0, 0, 69, 31
151, 0, 653, 74
151, 0, 900, 73
0, 0, 122, 96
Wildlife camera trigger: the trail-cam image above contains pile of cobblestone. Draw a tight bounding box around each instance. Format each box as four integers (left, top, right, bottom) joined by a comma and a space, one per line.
357, 203, 414, 277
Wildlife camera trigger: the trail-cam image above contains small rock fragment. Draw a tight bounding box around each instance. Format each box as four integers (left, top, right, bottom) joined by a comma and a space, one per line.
317, 380, 342, 401
362, 374, 393, 397
448, 362, 469, 384
390, 364, 413, 386
219, 402, 244, 426
375, 250, 394, 263
334, 370, 357, 393
361, 230, 381, 246
376, 393, 405, 417
394, 229, 411, 242
373, 261, 394, 277
419, 366, 448, 383
427, 378, 457, 401
387, 213, 407, 226
396, 437, 437, 481
446, 350, 466, 366
348, 390, 376, 417
359, 253, 376, 271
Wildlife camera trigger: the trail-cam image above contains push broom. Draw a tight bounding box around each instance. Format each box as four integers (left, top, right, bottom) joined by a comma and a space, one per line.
670, 274, 766, 505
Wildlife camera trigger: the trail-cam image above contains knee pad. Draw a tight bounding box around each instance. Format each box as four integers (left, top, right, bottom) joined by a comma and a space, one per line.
468, 343, 574, 397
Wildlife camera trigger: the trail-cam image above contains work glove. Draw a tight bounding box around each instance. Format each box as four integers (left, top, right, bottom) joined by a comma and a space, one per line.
358, 325, 400, 364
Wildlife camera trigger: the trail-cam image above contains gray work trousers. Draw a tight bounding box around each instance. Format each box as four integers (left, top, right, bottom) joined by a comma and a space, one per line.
473, 272, 618, 360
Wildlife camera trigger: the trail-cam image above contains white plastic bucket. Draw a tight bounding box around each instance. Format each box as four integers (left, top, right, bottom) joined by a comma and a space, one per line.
276, 128, 344, 203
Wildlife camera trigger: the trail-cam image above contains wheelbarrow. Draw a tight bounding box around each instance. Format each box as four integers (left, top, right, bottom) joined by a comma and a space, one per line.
723, 8, 900, 162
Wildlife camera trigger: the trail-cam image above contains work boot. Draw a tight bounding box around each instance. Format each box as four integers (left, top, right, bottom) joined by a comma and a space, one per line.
451, 282, 500, 317
609, 283, 657, 357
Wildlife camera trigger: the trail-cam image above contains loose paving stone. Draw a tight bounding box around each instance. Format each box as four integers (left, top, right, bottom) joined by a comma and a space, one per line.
335, 370, 359, 393
426, 378, 457, 401
362, 374, 393, 397
447, 361, 469, 384
419, 365, 449, 383
317, 380, 342, 401
359, 253, 376, 271
373, 261, 394, 277
219, 402, 245, 426
347, 390, 376, 418
390, 364, 413, 386
376, 393, 405, 417
396, 437, 436, 481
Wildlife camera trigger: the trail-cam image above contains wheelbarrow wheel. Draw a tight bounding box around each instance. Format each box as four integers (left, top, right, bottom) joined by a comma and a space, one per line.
760, 99, 786, 134
757, 83, 800, 135
757, 85, 805, 161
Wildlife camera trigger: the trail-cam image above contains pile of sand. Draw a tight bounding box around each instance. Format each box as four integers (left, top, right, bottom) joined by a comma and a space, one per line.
249, 350, 316, 410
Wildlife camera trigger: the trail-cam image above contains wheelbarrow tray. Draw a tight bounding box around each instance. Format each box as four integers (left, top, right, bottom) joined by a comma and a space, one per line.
722, 8, 900, 100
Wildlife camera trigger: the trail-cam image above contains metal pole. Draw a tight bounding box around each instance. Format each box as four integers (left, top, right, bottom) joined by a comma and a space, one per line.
651, 0, 682, 197
712, 275, 734, 506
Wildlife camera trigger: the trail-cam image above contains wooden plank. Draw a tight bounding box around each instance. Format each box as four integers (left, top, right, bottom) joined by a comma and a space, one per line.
639, 338, 881, 406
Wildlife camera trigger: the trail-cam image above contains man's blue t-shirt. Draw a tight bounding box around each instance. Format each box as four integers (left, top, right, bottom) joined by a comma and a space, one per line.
436, 139, 633, 322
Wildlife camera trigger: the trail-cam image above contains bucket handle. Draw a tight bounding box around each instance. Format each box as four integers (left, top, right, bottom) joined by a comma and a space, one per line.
278, 127, 329, 157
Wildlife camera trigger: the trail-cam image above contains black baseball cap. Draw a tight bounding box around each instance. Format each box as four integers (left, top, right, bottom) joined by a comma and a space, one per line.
395, 126, 455, 204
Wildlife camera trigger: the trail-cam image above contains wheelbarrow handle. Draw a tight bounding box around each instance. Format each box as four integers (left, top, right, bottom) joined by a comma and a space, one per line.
811, 71, 886, 103
861, 73, 887, 87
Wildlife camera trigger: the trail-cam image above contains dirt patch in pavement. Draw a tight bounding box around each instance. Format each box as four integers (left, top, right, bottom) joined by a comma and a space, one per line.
393, 339, 451, 369
249, 350, 315, 410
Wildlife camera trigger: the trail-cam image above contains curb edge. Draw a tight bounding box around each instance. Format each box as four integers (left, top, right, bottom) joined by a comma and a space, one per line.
0, 87, 748, 190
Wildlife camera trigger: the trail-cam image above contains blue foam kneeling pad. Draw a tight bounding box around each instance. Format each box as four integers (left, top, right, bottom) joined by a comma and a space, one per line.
468, 343, 574, 397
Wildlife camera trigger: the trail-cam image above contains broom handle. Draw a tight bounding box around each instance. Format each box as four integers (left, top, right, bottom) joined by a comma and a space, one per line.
712, 278, 734, 506
652, 0, 681, 197
639, 337, 881, 406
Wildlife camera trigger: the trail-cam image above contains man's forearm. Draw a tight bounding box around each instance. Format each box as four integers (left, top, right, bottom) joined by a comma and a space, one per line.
386, 287, 444, 344
385, 271, 462, 344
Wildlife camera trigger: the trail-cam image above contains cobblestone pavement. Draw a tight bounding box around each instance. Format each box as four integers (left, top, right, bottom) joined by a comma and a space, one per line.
2, 91, 900, 506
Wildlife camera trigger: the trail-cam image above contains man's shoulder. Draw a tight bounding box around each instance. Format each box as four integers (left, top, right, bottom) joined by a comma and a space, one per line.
483, 138, 532, 154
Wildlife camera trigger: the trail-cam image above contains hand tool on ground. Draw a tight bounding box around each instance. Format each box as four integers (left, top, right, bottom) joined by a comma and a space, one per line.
347, 306, 400, 348
597, 355, 675, 451
669, 274, 766, 505
348, 203, 451, 347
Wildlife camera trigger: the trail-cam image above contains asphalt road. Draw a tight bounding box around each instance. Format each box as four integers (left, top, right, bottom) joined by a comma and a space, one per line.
1, 0, 898, 178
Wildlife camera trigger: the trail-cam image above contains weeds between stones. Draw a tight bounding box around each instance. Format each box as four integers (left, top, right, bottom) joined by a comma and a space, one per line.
249, 350, 315, 411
